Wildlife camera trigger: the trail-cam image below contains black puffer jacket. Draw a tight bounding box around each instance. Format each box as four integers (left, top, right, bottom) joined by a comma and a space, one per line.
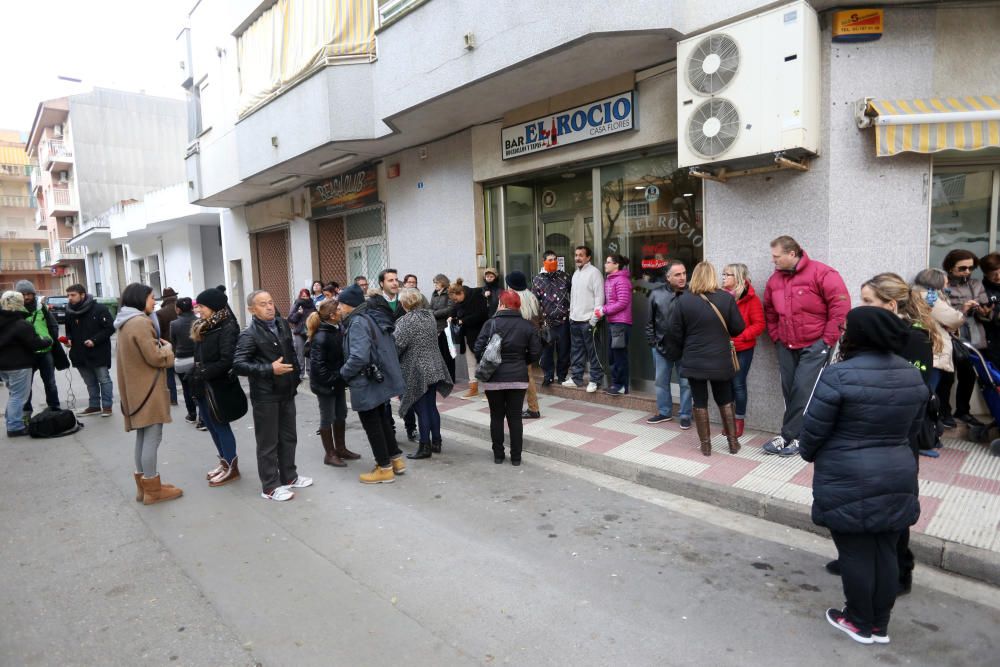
454, 286, 488, 349
473, 310, 542, 383
194, 316, 240, 380
0, 309, 51, 371
170, 312, 197, 359
663, 290, 745, 381
309, 322, 345, 395
799, 352, 927, 534
65, 295, 114, 368
232, 316, 300, 402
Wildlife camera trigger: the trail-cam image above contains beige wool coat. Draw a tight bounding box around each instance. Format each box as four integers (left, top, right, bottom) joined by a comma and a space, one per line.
116, 314, 175, 431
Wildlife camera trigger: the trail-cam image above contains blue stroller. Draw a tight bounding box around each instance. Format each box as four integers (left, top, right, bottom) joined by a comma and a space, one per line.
957, 340, 1000, 457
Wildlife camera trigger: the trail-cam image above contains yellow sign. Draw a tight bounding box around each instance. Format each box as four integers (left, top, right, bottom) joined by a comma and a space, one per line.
832, 9, 884, 42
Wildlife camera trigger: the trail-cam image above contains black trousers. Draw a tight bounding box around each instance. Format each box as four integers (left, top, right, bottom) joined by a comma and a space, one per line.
936, 357, 977, 418
830, 531, 900, 634
358, 402, 401, 467
485, 389, 526, 461
688, 378, 734, 409
252, 398, 298, 493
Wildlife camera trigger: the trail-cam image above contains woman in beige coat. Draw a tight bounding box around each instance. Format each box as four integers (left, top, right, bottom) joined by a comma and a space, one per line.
913, 269, 964, 408
115, 283, 182, 505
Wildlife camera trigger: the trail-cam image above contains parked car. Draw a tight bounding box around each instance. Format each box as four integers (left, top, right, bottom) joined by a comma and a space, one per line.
45, 295, 69, 324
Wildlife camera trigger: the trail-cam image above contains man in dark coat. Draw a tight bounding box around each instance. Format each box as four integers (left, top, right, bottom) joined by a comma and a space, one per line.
799, 306, 926, 645
645, 260, 693, 428
156, 287, 180, 405
16, 279, 64, 416
233, 290, 312, 501
64, 283, 115, 417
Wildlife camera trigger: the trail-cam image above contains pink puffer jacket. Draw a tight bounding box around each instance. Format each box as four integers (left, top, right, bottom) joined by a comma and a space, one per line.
602, 270, 633, 325
763, 251, 850, 349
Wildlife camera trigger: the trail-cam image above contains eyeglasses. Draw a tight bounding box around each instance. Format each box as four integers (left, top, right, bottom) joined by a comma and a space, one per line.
954, 266, 974, 273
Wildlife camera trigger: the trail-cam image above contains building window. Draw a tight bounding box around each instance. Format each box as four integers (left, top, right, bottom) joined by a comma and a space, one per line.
929, 165, 1000, 271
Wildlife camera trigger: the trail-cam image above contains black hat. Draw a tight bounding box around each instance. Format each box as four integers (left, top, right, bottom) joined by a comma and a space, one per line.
843, 306, 909, 355
338, 284, 365, 307
195, 288, 228, 312
505, 271, 528, 291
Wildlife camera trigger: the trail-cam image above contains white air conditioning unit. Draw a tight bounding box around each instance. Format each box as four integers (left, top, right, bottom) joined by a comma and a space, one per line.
53, 124, 63, 137
677, 0, 820, 170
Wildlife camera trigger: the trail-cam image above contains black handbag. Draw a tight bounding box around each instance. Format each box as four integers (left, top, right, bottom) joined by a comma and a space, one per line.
609, 323, 628, 350
205, 376, 248, 424
951, 332, 970, 366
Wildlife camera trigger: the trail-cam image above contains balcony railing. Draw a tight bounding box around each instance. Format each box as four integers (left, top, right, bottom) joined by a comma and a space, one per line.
47, 185, 77, 216
30, 166, 44, 193
0, 194, 38, 209
0, 258, 45, 272
39, 248, 51, 266
54, 238, 86, 260
40, 139, 73, 169
0, 163, 35, 178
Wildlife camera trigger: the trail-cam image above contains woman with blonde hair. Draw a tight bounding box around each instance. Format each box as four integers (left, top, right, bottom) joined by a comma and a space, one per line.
860, 273, 940, 386
722, 263, 765, 436
913, 268, 964, 399
308, 299, 361, 466
663, 261, 745, 456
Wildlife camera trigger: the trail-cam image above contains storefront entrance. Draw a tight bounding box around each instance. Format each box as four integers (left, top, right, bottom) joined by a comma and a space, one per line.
485, 154, 703, 392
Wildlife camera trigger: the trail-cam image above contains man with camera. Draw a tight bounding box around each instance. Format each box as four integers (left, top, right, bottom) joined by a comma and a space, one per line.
336, 284, 406, 484
233, 290, 312, 501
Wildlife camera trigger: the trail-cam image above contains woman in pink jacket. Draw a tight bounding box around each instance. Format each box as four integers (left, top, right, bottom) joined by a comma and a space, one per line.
596, 254, 633, 395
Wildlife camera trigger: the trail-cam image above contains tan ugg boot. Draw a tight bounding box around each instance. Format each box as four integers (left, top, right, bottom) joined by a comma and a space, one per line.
141, 475, 183, 505
133, 473, 143, 502
460, 381, 479, 399
209, 457, 241, 487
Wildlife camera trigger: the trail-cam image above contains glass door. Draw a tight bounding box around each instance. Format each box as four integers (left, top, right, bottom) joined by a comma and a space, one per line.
537, 172, 594, 277
929, 167, 998, 273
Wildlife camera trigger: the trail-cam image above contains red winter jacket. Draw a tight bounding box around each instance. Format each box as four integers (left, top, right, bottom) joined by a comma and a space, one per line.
763, 252, 850, 349
732, 282, 765, 352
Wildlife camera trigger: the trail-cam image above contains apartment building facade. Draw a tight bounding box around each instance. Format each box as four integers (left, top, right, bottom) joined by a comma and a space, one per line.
181, 0, 1000, 427
25, 88, 188, 297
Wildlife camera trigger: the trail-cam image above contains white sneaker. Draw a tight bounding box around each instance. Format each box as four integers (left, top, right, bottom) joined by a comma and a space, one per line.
261, 487, 295, 501
586, 382, 598, 393
561, 379, 579, 388
286, 476, 313, 488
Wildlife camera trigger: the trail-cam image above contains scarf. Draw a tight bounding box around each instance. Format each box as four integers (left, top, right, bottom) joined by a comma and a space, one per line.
191, 307, 229, 342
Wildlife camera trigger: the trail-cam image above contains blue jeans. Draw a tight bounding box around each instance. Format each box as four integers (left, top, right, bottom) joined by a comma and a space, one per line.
166, 367, 177, 403
569, 321, 603, 385
77, 365, 113, 409
652, 349, 691, 419
732, 348, 755, 419
198, 396, 238, 463
412, 384, 442, 444
1, 368, 32, 432
928, 368, 941, 392
25, 351, 60, 412
608, 323, 631, 390
539, 321, 570, 382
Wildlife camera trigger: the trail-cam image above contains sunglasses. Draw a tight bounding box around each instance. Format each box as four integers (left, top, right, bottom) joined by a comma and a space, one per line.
954, 266, 974, 273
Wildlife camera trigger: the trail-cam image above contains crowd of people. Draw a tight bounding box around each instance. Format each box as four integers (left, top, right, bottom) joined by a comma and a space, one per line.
4, 232, 1000, 646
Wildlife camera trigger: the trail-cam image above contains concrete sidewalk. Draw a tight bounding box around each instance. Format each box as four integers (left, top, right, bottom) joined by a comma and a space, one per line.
437, 383, 1000, 587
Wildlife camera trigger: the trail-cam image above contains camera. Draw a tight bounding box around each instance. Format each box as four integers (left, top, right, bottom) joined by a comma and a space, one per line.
363, 363, 385, 383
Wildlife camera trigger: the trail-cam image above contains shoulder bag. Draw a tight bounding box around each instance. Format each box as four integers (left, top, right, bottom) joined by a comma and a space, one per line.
475, 320, 502, 382
205, 374, 248, 424
700, 294, 740, 373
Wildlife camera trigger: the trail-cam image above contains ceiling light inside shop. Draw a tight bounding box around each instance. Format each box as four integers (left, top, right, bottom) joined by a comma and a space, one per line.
683, 193, 694, 197
634, 186, 645, 190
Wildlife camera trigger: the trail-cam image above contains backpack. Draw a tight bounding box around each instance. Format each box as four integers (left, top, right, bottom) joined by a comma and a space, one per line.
28, 409, 84, 438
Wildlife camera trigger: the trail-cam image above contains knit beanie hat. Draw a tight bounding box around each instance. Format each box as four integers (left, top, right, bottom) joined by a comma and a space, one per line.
1, 290, 25, 311
195, 288, 228, 312
843, 306, 909, 355
14, 279, 36, 295
337, 284, 365, 308
505, 271, 528, 292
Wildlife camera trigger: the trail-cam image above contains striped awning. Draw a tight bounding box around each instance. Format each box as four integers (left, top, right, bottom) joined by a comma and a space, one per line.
865, 95, 1000, 157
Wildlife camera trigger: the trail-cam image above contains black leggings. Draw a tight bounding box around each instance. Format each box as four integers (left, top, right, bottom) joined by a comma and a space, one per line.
485, 389, 526, 461
936, 357, 976, 418
688, 378, 734, 409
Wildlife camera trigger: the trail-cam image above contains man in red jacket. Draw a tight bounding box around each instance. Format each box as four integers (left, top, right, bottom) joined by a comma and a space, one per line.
763, 236, 850, 457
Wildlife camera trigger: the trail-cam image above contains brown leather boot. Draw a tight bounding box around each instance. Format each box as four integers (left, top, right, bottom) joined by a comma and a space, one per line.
140, 475, 183, 505
210, 456, 241, 486
460, 381, 478, 399
320, 427, 346, 467
133, 472, 143, 502
333, 420, 361, 460
719, 403, 742, 454
206, 458, 226, 480
693, 407, 712, 456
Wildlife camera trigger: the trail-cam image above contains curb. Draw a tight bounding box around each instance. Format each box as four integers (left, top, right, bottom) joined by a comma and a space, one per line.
440, 412, 1000, 589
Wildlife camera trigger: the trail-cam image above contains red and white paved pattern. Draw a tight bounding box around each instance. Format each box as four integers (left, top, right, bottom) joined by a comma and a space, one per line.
438, 389, 1000, 554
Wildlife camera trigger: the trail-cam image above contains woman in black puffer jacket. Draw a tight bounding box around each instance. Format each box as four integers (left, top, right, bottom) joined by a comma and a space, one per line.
800, 306, 928, 645
308, 299, 361, 467
473, 290, 542, 465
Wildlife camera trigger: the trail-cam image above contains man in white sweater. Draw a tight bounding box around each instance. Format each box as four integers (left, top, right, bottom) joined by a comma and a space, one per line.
562, 245, 605, 392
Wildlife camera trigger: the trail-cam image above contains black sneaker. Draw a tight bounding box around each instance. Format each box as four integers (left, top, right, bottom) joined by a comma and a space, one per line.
542, 377, 554, 387
940, 415, 957, 428
185, 413, 197, 424
6, 429, 28, 438
825, 559, 841, 576
825, 608, 873, 644
196, 420, 208, 431
406, 430, 418, 443
679, 417, 692, 430
522, 410, 541, 419
871, 627, 890, 644
646, 414, 673, 424
955, 413, 985, 427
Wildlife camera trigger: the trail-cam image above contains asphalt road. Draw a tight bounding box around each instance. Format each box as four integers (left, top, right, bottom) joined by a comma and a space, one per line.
1, 372, 998, 666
